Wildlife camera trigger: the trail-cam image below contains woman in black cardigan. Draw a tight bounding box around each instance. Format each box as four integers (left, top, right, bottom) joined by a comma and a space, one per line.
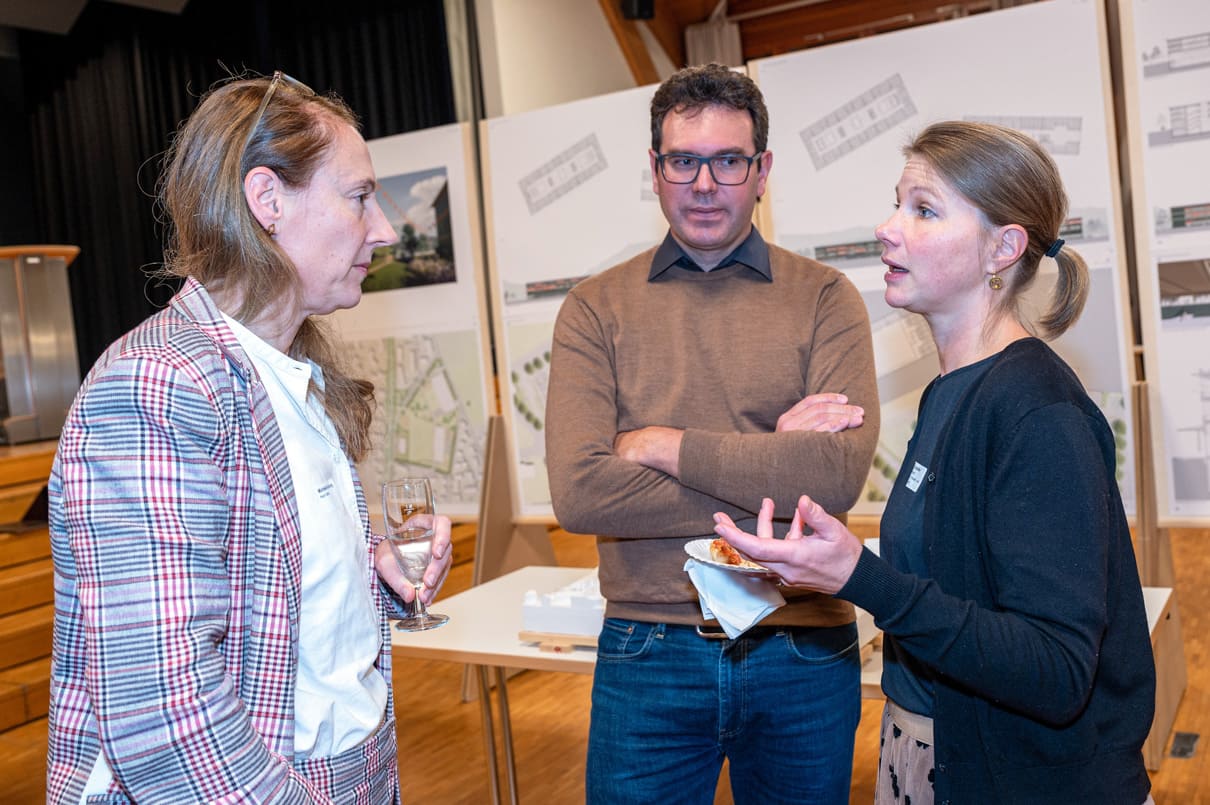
714, 121, 1154, 805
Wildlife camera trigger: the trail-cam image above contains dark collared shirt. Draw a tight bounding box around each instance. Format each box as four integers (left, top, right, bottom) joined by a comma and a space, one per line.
648, 226, 773, 281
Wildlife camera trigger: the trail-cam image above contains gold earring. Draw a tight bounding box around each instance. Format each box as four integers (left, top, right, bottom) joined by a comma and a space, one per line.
267, 223, 276, 236
988, 273, 1003, 291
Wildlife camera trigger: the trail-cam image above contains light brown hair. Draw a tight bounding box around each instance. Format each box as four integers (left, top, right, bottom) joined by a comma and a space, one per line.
906, 120, 1088, 338
158, 75, 375, 461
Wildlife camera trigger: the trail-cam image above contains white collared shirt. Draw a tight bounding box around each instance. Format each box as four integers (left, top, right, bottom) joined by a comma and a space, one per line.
225, 315, 386, 759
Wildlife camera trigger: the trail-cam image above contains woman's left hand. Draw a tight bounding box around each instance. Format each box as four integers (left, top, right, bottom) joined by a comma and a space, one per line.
374, 515, 454, 604
713, 495, 863, 595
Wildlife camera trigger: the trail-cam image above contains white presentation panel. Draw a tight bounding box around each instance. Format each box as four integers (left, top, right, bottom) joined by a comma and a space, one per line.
753, 0, 1137, 517
483, 83, 668, 519
1121, 0, 1210, 524
327, 122, 495, 520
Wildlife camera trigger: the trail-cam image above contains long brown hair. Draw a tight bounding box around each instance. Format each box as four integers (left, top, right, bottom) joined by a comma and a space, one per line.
906, 121, 1089, 338
158, 75, 375, 461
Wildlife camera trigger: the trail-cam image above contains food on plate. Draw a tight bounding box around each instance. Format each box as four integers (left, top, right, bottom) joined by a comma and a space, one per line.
709, 538, 765, 570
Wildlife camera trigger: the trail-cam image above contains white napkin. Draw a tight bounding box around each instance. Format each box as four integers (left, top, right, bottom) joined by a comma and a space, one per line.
684, 558, 785, 638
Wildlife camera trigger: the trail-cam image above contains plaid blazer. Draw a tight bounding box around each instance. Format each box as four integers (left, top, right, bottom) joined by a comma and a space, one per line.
46, 278, 398, 803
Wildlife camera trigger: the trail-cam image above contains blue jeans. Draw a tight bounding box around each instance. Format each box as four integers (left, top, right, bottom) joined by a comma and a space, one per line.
586, 619, 861, 805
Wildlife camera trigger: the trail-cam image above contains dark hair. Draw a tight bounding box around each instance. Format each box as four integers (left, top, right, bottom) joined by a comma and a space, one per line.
158, 75, 375, 460
905, 121, 1088, 338
650, 63, 769, 154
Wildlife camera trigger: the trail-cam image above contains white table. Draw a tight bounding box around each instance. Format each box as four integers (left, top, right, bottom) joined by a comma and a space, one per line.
389, 565, 596, 675
392, 565, 883, 804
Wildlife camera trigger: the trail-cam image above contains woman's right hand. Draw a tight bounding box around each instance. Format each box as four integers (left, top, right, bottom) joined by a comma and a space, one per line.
713, 495, 864, 595
374, 515, 453, 605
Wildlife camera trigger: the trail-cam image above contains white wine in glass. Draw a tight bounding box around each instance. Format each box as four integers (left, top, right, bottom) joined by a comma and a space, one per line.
381, 478, 448, 631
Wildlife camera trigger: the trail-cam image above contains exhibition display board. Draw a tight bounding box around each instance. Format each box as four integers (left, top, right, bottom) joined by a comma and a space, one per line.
751, 0, 1139, 517
1119, 0, 1210, 526
481, 83, 667, 519
326, 122, 495, 519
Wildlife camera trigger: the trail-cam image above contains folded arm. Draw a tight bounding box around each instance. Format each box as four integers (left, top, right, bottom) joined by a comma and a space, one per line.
615, 393, 865, 477
546, 273, 879, 536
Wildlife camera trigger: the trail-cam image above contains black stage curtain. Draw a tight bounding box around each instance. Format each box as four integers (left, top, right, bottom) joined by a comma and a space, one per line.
19, 0, 456, 371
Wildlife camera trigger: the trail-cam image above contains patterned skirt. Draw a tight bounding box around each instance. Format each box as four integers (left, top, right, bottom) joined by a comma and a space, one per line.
874, 700, 934, 805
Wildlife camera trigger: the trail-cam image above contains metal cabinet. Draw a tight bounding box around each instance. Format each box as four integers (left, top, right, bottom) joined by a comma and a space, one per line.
0, 245, 80, 445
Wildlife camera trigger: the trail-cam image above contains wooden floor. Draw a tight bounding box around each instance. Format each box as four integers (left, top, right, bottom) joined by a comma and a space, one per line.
6, 527, 1210, 802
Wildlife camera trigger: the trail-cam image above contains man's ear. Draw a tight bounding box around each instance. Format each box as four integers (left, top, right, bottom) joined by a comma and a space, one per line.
754, 149, 773, 200
244, 166, 282, 231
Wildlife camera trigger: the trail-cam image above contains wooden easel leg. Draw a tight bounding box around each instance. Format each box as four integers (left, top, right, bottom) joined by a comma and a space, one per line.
1145, 591, 1188, 771
472, 416, 556, 587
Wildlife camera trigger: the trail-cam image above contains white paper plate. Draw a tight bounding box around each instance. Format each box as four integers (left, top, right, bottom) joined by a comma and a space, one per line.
684, 538, 771, 575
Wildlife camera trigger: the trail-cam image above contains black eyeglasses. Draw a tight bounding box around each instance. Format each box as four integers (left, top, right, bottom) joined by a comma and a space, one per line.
655, 152, 764, 185
242, 71, 316, 160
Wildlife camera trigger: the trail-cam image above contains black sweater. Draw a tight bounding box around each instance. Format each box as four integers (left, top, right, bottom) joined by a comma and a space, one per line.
840, 338, 1154, 804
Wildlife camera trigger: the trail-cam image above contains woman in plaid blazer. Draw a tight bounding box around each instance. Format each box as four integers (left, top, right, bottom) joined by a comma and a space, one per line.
45, 73, 452, 803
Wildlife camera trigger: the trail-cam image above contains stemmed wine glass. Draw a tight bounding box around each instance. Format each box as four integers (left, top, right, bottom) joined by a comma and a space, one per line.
381, 478, 449, 631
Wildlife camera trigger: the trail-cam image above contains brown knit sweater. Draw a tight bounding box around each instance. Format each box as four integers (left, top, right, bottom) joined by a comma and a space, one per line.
545, 236, 880, 626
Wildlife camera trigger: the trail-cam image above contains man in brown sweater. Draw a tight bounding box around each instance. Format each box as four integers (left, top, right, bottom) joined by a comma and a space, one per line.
545, 63, 879, 804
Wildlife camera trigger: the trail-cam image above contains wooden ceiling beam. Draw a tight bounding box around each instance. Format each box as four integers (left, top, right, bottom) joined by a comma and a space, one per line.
597, 0, 1020, 79
598, 0, 662, 85
656, 0, 1013, 63
643, 7, 689, 68
735, 0, 992, 59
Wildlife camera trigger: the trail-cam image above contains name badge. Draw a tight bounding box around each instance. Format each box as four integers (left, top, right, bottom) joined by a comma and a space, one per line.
905, 461, 927, 492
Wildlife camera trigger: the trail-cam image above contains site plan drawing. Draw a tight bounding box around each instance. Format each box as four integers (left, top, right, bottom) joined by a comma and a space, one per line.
341, 331, 488, 516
